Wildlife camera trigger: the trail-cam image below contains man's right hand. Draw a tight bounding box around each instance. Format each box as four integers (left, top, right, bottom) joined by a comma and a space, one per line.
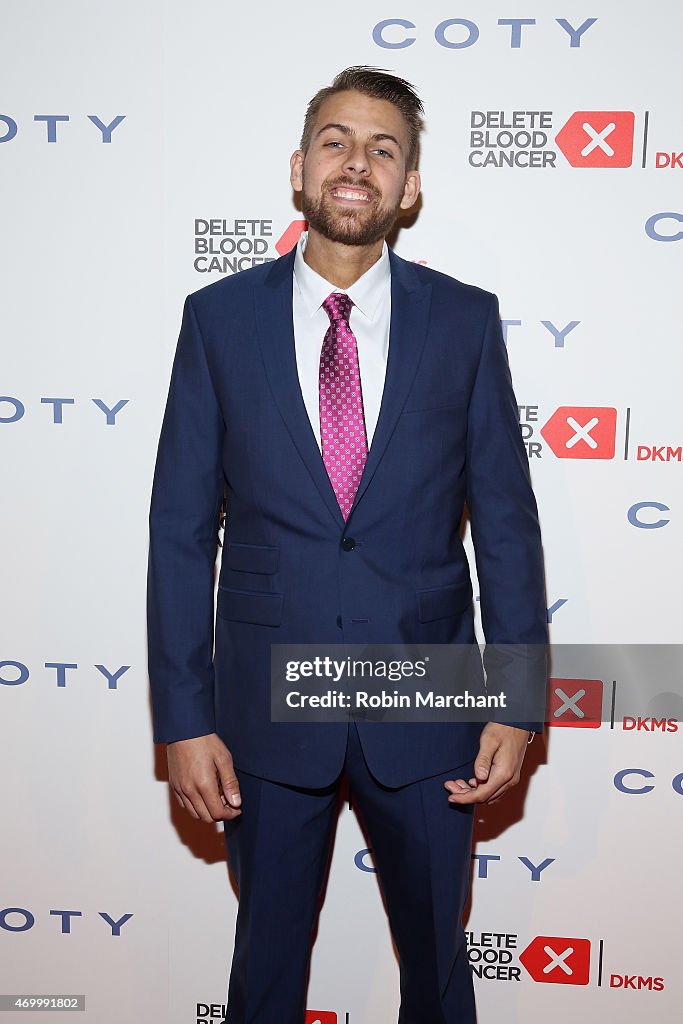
166, 733, 242, 822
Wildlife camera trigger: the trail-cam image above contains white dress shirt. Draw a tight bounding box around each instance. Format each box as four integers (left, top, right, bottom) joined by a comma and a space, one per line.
292, 231, 391, 452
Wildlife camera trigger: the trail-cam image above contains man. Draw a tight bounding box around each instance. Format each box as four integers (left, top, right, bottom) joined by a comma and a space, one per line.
147, 67, 547, 1024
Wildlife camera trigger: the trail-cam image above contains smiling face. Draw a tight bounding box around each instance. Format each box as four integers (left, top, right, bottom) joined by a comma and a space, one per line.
290, 90, 421, 247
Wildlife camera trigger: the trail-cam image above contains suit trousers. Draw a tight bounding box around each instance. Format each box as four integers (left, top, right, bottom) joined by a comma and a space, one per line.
222, 722, 477, 1024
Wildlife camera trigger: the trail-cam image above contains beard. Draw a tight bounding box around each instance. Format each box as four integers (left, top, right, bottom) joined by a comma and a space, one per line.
301, 174, 402, 246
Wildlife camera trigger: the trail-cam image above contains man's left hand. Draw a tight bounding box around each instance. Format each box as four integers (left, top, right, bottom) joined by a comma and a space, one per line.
443, 723, 531, 805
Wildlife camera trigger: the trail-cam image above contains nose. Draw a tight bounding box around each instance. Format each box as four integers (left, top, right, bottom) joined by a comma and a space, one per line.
343, 142, 370, 177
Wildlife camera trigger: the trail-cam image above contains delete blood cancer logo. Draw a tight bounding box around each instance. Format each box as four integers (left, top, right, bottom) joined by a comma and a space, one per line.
517, 405, 617, 460
468, 109, 641, 169
520, 404, 681, 463
193, 219, 306, 274
545, 672, 678, 732
469, 931, 665, 992
467, 931, 591, 984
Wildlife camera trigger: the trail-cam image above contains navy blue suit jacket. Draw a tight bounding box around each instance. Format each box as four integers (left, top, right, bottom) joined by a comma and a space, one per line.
147, 246, 547, 787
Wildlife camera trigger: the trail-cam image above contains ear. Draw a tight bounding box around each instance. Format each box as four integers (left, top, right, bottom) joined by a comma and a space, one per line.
290, 150, 304, 193
399, 169, 421, 211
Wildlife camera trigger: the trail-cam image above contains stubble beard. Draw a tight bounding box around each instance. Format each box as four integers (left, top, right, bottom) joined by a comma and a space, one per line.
301, 175, 402, 247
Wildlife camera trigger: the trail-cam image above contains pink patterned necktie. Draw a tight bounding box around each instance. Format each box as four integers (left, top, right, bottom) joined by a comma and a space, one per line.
319, 292, 369, 520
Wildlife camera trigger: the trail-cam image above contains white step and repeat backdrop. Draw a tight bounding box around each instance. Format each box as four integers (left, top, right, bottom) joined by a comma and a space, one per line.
2, 2, 682, 1022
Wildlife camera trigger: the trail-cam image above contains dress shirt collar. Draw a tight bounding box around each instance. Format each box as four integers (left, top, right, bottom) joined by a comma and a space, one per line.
293, 230, 390, 322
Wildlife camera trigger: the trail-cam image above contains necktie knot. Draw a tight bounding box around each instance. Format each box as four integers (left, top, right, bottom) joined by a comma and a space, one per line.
322, 292, 353, 324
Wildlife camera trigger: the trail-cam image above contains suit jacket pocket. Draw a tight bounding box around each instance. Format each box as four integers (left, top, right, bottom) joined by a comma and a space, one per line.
225, 542, 279, 574
415, 581, 472, 622
217, 586, 283, 626
403, 387, 469, 414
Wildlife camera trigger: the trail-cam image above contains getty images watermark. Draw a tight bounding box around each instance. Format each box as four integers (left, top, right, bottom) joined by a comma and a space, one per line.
272, 644, 683, 726
271, 644, 548, 723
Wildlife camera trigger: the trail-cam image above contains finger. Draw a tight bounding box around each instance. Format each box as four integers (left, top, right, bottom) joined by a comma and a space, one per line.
473, 747, 496, 783
221, 804, 243, 821
194, 791, 242, 821
485, 781, 516, 805
180, 783, 220, 822
444, 778, 477, 793
452, 767, 521, 805
487, 784, 517, 805
198, 781, 242, 822
475, 729, 503, 767
447, 766, 511, 804
176, 790, 201, 819
218, 768, 242, 810
169, 782, 199, 818
487, 770, 522, 804
176, 771, 242, 822
447, 780, 496, 804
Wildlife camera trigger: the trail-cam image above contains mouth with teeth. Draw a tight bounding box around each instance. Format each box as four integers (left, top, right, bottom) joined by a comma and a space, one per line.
328, 184, 377, 205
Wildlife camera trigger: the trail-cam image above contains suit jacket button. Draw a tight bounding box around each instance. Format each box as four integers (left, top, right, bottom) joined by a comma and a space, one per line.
342, 537, 356, 551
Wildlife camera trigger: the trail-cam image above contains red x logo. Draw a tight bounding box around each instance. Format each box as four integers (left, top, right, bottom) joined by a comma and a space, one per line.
556, 111, 635, 167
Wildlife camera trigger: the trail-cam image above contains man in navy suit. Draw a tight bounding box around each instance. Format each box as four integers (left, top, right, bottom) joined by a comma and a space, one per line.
147, 67, 547, 1024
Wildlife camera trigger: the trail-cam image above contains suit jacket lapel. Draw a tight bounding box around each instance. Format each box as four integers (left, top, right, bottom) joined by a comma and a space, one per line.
253, 249, 346, 528
349, 248, 432, 516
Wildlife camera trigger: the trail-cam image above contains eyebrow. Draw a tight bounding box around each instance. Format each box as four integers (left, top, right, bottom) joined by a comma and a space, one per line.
315, 123, 403, 151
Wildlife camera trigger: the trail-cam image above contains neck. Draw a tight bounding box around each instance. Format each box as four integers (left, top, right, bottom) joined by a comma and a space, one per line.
303, 228, 384, 289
